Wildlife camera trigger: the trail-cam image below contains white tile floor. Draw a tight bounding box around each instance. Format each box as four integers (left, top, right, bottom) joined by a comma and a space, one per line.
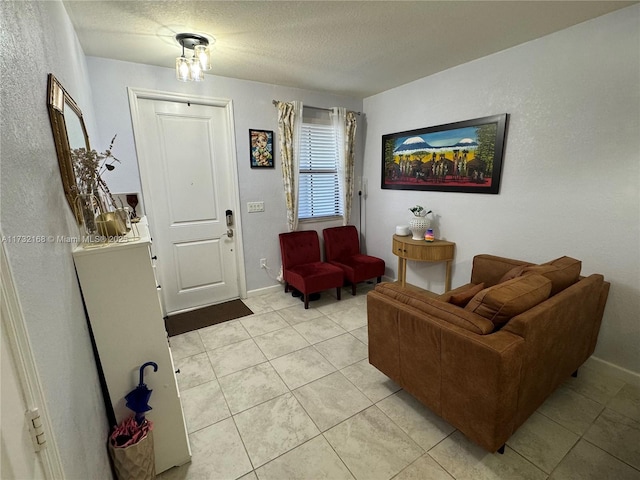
159, 283, 640, 480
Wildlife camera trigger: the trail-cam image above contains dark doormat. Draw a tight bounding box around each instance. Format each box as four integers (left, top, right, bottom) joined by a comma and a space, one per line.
165, 299, 253, 337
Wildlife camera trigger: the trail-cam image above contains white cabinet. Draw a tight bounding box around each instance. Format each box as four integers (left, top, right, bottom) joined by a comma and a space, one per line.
73, 218, 190, 474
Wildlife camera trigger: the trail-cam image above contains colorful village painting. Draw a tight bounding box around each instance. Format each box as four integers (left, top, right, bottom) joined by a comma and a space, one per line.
381, 114, 507, 194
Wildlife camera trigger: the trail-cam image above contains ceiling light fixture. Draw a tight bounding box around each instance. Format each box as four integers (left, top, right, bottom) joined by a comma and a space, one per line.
175, 33, 213, 82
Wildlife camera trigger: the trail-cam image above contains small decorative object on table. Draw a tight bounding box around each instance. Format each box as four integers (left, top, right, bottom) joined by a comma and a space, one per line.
395, 225, 410, 236
408, 205, 432, 240
425, 229, 435, 242
116, 206, 132, 232
126, 194, 139, 220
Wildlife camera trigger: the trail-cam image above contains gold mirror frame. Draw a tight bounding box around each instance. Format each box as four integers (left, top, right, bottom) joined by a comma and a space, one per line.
47, 73, 90, 223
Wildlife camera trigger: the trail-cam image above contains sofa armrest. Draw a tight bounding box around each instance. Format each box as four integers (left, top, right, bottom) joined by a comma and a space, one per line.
502, 274, 605, 427
373, 282, 494, 334
439, 326, 524, 452
589, 280, 610, 356
367, 290, 402, 383
471, 254, 533, 287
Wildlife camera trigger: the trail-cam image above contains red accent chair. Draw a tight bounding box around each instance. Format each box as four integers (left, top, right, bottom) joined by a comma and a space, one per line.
279, 231, 344, 309
323, 225, 385, 296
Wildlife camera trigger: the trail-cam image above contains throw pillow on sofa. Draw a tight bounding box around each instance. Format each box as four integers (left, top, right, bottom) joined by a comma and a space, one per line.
448, 282, 485, 307
465, 274, 552, 327
497, 264, 528, 283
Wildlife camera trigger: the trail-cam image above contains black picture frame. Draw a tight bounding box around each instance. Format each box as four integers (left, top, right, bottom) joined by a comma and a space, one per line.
381, 114, 508, 194
249, 129, 275, 168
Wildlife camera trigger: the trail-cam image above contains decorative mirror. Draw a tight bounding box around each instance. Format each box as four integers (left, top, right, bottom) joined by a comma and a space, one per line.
47, 73, 90, 222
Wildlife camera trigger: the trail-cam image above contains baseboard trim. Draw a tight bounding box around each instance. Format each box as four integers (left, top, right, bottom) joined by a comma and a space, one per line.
585, 356, 640, 387
246, 284, 283, 298
246, 277, 392, 299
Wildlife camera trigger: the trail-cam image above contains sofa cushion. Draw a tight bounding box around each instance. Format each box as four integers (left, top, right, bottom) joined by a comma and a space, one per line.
471, 254, 534, 287
540, 256, 582, 295
498, 257, 581, 296
465, 274, 552, 327
448, 282, 485, 307
374, 283, 494, 334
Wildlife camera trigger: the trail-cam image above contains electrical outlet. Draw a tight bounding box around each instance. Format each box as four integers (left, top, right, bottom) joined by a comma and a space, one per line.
260, 258, 267, 269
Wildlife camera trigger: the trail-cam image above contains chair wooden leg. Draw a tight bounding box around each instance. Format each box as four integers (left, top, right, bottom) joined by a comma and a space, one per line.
351, 283, 357, 296
572, 369, 578, 378
336, 287, 341, 301
377, 276, 382, 283
304, 294, 309, 309
284, 282, 290, 293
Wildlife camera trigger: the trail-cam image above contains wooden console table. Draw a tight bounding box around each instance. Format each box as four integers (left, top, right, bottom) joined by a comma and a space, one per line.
392, 235, 455, 291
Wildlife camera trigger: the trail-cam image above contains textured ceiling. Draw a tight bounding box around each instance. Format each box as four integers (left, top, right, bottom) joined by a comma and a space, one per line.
63, 1, 635, 98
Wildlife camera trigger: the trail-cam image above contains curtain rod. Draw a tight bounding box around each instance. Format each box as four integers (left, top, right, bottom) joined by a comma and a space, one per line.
272, 100, 361, 115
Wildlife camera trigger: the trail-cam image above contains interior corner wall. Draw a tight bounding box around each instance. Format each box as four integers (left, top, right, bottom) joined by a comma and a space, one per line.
0, 1, 111, 478
84, 57, 364, 293
362, 5, 640, 375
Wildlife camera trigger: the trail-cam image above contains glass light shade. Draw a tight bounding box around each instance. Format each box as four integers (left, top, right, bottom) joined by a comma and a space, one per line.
194, 45, 211, 71
189, 58, 204, 81
176, 56, 190, 82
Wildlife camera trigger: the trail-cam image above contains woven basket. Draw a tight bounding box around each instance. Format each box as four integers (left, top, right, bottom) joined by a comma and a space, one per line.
109, 431, 155, 480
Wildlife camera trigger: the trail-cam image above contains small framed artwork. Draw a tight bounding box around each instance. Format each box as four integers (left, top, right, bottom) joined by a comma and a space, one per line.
381, 114, 508, 194
249, 129, 275, 168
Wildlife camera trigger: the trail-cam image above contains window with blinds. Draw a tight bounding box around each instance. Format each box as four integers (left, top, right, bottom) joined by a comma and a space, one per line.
298, 111, 342, 220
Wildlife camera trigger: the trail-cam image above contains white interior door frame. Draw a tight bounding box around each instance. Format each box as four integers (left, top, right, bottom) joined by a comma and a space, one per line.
1, 238, 65, 479
127, 87, 247, 301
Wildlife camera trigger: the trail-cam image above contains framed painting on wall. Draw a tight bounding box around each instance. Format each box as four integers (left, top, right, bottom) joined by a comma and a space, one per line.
381, 114, 508, 194
249, 129, 274, 168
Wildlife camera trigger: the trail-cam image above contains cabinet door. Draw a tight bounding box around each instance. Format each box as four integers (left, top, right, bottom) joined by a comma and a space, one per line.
392, 238, 407, 258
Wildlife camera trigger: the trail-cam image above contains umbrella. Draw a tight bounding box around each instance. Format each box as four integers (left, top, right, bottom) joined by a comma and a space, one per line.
109, 415, 153, 448
125, 361, 158, 425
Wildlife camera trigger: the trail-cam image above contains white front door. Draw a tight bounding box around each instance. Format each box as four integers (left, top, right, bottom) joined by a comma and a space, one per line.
130, 91, 243, 314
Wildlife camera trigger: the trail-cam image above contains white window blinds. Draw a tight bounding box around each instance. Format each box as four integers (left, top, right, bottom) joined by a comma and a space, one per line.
298, 111, 342, 220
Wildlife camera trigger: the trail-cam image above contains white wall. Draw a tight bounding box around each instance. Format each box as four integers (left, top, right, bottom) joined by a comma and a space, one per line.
86, 58, 364, 293
362, 5, 640, 375
0, 1, 112, 478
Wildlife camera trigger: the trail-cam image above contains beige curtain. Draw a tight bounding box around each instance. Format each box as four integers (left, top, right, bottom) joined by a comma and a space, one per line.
276, 101, 302, 231
331, 108, 358, 225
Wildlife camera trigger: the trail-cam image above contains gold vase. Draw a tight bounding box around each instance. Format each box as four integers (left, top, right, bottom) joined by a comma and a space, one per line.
96, 212, 128, 236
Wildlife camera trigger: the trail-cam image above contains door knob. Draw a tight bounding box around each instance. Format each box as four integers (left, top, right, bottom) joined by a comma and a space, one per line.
225, 228, 234, 238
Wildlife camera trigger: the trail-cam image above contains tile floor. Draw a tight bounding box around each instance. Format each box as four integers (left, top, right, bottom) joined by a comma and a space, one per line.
159, 283, 640, 480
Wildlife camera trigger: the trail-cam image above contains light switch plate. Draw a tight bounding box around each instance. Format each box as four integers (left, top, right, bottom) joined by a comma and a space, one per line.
247, 201, 264, 213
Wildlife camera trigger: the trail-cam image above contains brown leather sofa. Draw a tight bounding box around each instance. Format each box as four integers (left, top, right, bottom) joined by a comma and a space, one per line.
367, 254, 609, 452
